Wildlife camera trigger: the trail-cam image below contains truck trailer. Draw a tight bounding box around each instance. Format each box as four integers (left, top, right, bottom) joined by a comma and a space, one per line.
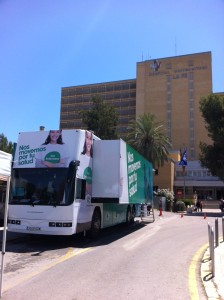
8, 129, 153, 236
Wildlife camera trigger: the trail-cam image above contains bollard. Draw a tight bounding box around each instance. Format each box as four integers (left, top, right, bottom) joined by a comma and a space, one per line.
211, 226, 215, 278
207, 223, 212, 260
215, 218, 219, 248
222, 217, 224, 242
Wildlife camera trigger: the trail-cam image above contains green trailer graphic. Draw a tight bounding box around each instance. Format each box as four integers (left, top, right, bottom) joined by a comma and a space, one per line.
92, 139, 153, 205
126, 143, 152, 204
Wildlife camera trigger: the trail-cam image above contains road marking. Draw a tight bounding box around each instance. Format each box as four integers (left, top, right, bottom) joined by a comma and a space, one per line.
123, 226, 161, 250
3, 247, 91, 292
188, 243, 208, 300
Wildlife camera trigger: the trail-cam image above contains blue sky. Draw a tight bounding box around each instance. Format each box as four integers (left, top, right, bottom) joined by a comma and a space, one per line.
0, 0, 224, 143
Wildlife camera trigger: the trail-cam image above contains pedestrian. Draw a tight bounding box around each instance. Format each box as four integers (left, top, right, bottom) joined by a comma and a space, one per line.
196, 199, 200, 212
158, 198, 162, 216
200, 199, 203, 212
158, 198, 162, 210
193, 191, 198, 206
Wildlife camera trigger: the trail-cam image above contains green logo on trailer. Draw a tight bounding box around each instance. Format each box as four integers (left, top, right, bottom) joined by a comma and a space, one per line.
83, 167, 92, 184
45, 151, 60, 164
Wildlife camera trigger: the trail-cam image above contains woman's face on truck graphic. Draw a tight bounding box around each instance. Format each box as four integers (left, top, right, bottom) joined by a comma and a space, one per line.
49, 130, 61, 144
85, 131, 92, 155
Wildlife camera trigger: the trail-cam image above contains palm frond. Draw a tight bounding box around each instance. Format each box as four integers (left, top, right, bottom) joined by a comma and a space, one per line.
126, 113, 172, 167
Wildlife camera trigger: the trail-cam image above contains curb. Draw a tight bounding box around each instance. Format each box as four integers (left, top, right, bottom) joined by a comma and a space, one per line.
201, 243, 224, 300
201, 247, 220, 299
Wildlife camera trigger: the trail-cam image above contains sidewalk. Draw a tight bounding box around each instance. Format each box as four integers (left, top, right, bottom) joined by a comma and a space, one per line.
201, 241, 224, 299
186, 208, 224, 299
151, 209, 224, 299
188, 208, 224, 218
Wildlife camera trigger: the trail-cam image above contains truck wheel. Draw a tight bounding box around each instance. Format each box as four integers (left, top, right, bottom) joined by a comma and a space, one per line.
126, 206, 132, 225
131, 205, 136, 221
90, 209, 101, 238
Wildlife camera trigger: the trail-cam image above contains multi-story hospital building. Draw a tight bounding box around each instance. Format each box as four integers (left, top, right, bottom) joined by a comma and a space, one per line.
60, 51, 224, 200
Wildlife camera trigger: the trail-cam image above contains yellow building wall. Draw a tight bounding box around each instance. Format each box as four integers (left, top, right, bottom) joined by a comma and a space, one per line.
153, 160, 175, 191
136, 52, 212, 160
153, 151, 179, 191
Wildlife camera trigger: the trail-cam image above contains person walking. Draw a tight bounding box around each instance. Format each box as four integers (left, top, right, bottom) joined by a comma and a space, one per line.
199, 199, 203, 212
196, 199, 201, 212
193, 191, 198, 206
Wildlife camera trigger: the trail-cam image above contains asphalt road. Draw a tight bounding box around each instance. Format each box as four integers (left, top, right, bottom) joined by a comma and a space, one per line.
0, 211, 217, 300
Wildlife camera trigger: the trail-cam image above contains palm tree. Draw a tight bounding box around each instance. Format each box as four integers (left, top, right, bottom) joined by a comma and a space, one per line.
126, 113, 172, 168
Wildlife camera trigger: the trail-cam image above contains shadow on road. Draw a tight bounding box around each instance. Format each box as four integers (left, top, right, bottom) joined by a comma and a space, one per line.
1, 220, 150, 254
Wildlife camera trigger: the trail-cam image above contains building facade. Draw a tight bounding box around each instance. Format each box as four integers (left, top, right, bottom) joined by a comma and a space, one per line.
174, 161, 224, 201
60, 51, 224, 199
61, 51, 212, 160
136, 51, 212, 160
60, 79, 136, 138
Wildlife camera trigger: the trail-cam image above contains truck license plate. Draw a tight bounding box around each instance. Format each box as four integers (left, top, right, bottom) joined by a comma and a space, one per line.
26, 226, 41, 231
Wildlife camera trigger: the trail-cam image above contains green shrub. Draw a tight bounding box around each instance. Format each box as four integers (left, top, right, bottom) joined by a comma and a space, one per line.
182, 199, 193, 207
154, 189, 174, 202
175, 201, 186, 212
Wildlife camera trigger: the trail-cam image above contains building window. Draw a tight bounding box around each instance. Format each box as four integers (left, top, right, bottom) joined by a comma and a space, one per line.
167, 84, 171, 93
189, 99, 194, 108
106, 85, 114, 92
189, 90, 194, 99
166, 94, 171, 102
188, 72, 194, 80
167, 103, 171, 111
188, 81, 194, 90
190, 140, 195, 148
166, 75, 172, 83
166, 63, 172, 69
189, 110, 194, 119
190, 129, 194, 139
189, 119, 194, 129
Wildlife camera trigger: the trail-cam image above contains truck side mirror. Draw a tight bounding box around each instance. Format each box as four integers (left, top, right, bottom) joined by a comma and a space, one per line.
67, 160, 80, 182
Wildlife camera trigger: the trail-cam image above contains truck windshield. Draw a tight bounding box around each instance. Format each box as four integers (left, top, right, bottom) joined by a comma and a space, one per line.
10, 168, 69, 206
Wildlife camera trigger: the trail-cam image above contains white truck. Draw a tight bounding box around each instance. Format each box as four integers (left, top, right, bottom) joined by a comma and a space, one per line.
8, 129, 153, 237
